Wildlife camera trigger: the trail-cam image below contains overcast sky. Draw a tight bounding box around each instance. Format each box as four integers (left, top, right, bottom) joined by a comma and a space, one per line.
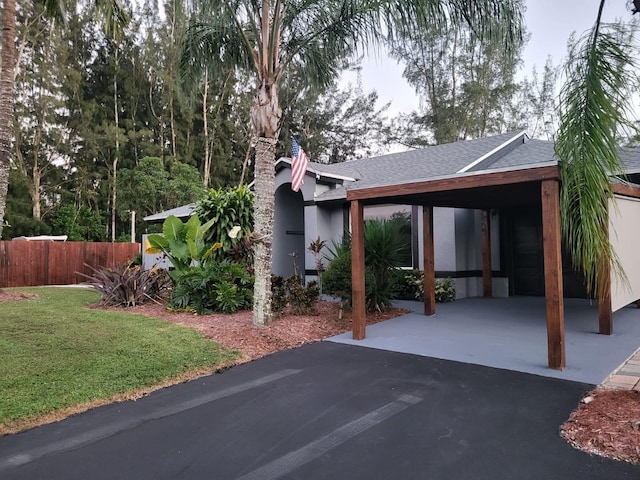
341, 0, 637, 117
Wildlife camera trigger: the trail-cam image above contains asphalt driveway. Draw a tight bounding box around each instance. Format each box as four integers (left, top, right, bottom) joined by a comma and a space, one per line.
0, 342, 638, 479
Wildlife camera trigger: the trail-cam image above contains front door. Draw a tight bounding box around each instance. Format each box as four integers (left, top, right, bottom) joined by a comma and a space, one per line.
505, 208, 588, 298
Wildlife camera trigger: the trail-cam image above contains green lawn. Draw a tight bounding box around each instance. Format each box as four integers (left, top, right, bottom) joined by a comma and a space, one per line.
0, 287, 239, 431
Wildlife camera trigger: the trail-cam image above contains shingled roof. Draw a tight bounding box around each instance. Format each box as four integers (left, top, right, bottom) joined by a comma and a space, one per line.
309, 131, 640, 203
146, 131, 640, 218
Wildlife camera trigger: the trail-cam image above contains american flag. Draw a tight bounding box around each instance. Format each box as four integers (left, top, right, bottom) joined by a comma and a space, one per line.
291, 137, 309, 192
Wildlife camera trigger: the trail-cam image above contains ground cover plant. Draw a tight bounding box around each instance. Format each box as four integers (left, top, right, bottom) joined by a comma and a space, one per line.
0, 287, 238, 435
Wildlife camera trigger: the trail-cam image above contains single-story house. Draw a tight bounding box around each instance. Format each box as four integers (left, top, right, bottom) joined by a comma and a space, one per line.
146, 130, 640, 370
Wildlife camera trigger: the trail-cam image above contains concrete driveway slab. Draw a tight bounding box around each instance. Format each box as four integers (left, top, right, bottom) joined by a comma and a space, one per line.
330, 297, 640, 384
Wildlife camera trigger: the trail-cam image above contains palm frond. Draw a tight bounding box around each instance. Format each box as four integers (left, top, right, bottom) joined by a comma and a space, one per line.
555, 19, 637, 297
179, 12, 258, 91
36, 0, 66, 25
94, 0, 130, 41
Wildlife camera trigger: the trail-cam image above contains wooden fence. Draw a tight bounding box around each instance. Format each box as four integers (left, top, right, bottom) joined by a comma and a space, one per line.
0, 241, 141, 288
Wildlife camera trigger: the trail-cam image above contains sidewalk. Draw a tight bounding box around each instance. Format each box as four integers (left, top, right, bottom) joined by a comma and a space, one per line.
602, 348, 640, 390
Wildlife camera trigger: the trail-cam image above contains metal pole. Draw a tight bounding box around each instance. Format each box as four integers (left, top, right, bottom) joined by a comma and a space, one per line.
130, 210, 136, 243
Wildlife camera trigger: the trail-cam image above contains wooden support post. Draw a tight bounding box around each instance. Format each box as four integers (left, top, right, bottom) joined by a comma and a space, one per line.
598, 201, 613, 334
598, 276, 613, 335
598, 245, 613, 335
481, 210, 492, 298
423, 206, 436, 316
351, 200, 366, 340
541, 180, 566, 370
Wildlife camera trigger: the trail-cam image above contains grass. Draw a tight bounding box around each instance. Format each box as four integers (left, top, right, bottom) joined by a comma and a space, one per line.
0, 287, 239, 434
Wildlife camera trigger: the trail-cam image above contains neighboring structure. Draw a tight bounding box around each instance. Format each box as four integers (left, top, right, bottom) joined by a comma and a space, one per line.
145, 130, 640, 369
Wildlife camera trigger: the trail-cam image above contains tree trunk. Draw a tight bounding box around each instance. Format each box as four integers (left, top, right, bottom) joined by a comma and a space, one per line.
0, 0, 16, 239
202, 72, 211, 187
32, 161, 41, 219
111, 49, 120, 242
239, 138, 252, 186
253, 137, 276, 326
251, 77, 281, 326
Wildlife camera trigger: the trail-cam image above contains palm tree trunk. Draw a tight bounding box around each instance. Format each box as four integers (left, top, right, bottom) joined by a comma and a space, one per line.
252, 137, 276, 326
251, 77, 281, 326
0, 0, 16, 239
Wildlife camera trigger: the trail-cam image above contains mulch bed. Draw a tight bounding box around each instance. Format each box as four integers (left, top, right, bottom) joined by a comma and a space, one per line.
561, 389, 640, 464
111, 300, 404, 363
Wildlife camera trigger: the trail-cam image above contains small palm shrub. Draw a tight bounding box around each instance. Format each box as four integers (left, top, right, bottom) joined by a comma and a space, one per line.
79, 263, 171, 307
322, 249, 389, 312
323, 219, 406, 312
170, 260, 253, 314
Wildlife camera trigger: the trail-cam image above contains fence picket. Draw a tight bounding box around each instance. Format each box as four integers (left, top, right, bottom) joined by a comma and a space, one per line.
0, 242, 140, 287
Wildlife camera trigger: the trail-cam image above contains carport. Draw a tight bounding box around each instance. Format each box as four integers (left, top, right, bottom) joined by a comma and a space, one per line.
347, 163, 640, 370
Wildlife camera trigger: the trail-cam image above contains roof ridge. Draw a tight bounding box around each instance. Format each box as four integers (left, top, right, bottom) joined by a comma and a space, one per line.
457, 130, 528, 173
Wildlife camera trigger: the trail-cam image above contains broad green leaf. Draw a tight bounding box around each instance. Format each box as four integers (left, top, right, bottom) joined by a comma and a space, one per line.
185, 215, 201, 243
147, 234, 169, 249
163, 216, 184, 243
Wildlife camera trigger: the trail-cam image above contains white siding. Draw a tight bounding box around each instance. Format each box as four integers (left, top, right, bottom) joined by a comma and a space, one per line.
610, 195, 640, 311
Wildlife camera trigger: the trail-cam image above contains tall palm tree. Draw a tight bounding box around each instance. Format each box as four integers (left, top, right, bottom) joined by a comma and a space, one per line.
180, 0, 524, 326
0, 0, 128, 239
555, 0, 637, 299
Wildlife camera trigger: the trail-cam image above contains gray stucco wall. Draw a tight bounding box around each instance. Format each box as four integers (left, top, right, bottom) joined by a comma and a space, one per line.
273, 166, 508, 297
272, 185, 305, 278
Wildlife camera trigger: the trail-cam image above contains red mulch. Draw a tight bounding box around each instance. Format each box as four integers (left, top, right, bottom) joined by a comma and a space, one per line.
108, 300, 403, 363
561, 389, 640, 464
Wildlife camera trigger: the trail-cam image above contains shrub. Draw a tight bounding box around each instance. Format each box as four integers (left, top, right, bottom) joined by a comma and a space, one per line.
434, 278, 456, 303
396, 270, 456, 303
195, 185, 254, 263
271, 275, 288, 314
146, 215, 218, 279
170, 261, 253, 314
78, 263, 171, 307
271, 275, 320, 315
285, 275, 320, 315
396, 269, 423, 300
322, 248, 354, 307
322, 249, 389, 312
323, 219, 406, 312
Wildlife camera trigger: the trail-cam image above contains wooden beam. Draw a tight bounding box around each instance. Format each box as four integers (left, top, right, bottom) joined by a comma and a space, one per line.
347, 165, 561, 201
481, 210, 492, 298
612, 183, 640, 199
541, 180, 565, 370
423, 206, 436, 316
351, 200, 366, 340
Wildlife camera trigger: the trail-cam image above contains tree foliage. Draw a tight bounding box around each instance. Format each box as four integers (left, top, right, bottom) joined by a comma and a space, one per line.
391, 4, 526, 145
555, 11, 638, 298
